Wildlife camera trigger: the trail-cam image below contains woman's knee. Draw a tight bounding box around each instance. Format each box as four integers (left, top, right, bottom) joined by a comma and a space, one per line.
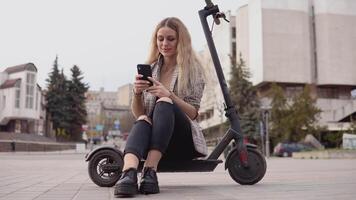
156, 97, 173, 104
152, 98, 175, 118
137, 115, 152, 125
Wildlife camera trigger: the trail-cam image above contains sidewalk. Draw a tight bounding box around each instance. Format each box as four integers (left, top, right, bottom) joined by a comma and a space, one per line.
0, 153, 356, 200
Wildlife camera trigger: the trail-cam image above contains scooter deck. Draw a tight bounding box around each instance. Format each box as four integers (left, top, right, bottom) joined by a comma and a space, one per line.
139, 159, 223, 172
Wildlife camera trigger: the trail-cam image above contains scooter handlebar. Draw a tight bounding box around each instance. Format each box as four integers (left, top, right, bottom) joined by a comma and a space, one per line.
203, 0, 222, 25
205, 0, 214, 8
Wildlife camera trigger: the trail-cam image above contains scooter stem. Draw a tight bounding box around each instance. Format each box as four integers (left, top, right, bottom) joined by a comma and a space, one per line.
199, 2, 249, 166
198, 5, 241, 135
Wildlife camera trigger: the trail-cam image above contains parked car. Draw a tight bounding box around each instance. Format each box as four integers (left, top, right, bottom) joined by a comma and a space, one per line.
273, 142, 314, 157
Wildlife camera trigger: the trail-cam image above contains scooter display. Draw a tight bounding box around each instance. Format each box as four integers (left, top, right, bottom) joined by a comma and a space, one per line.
85, 0, 266, 187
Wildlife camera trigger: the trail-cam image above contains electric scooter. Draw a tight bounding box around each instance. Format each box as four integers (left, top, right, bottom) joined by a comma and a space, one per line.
85, 0, 266, 187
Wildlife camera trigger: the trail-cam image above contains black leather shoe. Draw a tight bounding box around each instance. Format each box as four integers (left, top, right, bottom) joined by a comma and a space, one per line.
114, 168, 138, 197
139, 167, 160, 194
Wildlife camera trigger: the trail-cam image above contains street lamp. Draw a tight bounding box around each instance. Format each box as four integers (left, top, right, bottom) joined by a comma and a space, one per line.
261, 105, 272, 158
259, 121, 265, 156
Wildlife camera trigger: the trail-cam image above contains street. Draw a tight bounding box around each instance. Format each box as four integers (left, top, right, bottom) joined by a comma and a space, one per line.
0, 152, 355, 200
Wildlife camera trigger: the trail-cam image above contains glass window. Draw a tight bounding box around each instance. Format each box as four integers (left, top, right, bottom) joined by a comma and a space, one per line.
25, 73, 35, 109
232, 42, 236, 60
27, 65, 37, 72
2, 96, 5, 109
285, 86, 303, 98
15, 90, 20, 108
15, 80, 21, 108
317, 87, 338, 99
35, 91, 39, 110
231, 27, 236, 39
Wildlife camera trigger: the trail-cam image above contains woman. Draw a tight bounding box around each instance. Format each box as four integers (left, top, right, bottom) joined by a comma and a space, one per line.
114, 17, 207, 197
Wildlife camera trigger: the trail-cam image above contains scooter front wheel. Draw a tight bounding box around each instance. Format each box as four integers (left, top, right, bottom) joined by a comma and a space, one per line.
88, 149, 123, 187
226, 148, 266, 185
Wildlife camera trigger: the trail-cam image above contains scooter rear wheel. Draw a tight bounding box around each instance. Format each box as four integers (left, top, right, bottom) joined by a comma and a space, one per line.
88, 149, 123, 187
227, 148, 266, 185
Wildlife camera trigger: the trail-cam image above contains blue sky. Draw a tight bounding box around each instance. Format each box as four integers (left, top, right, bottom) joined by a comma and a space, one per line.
0, 0, 246, 91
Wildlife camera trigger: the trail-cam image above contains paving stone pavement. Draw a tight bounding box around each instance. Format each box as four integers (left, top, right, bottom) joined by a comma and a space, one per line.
0, 151, 356, 200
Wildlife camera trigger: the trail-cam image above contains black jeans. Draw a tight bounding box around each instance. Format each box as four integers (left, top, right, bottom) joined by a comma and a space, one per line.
124, 101, 201, 160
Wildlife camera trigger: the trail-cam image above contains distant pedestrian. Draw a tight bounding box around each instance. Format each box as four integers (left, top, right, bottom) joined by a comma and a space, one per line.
11, 140, 16, 152
82, 132, 88, 149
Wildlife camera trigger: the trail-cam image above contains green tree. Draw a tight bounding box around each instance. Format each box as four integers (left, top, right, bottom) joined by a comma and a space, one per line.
228, 54, 260, 140
45, 56, 70, 140
347, 115, 356, 134
66, 65, 89, 141
269, 84, 322, 144
289, 85, 322, 141
269, 83, 290, 143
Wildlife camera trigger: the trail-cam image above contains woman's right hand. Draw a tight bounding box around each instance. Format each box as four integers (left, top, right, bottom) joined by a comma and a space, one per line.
133, 74, 151, 95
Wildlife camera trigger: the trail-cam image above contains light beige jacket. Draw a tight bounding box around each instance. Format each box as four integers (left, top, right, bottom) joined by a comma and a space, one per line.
140, 59, 208, 156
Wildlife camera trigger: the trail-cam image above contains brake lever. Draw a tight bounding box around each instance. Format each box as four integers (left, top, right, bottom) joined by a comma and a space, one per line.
215, 12, 230, 23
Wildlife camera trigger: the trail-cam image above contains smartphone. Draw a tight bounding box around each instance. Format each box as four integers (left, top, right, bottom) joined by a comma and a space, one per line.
137, 64, 153, 86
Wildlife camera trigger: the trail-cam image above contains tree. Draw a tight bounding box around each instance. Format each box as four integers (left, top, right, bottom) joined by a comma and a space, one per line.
347, 115, 356, 134
269, 83, 322, 144
46, 56, 60, 91
289, 85, 322, 141
228, 54, 260, 141
66, 65, 89, 141
269, 83, 290, 143
45, 56, 70, 141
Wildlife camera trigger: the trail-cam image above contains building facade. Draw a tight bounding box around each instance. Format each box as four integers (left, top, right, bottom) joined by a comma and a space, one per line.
0, 63, 45, 134
199, 0, 356, 141
117, 84, 133, 107
85, 84, 133, 138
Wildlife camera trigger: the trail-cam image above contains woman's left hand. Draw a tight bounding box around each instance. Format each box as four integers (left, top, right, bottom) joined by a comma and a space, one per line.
146, 77, 171, 98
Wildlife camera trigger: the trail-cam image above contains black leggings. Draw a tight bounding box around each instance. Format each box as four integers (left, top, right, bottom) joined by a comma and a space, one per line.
124, 101, 201, 160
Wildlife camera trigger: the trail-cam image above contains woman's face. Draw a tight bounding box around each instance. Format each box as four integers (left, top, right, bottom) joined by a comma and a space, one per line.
156, 27, 178, 58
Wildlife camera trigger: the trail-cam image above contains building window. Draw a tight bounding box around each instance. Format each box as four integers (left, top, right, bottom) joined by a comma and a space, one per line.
231, 27, 236, 39
232, 41, 237, 61
285, 86, 303, 98
15, 81, 21, 108
25, 73, 35, 109
317, 87, 339, 99
27, 65, 37, 72
2, 96, 5, 110
35, 91, 39, 110
197, 108, 214, 122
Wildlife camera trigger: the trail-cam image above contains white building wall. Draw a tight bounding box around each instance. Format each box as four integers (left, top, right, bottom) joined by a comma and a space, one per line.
314, 0, 356, 85
236, 5, 250, 66
0, 66, 41, 127
0, 88, 14, 124
7, 71, 41, 120
0, 73, 8, 85
262, 0, 312, 84
248, 0, 264, 85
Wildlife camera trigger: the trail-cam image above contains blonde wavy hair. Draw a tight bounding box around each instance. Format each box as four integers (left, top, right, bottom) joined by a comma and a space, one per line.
146, 17, 205, 96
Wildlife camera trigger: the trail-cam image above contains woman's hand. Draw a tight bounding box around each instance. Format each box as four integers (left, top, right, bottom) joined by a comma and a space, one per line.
146, 77, 171, 98
133, 74, 151, 95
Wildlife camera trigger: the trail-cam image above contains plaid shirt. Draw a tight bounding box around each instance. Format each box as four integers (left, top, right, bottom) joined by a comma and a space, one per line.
139, 59, 207, 156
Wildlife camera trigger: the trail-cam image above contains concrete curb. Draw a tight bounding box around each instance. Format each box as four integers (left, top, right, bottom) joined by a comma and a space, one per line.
293, 149, 356, 159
